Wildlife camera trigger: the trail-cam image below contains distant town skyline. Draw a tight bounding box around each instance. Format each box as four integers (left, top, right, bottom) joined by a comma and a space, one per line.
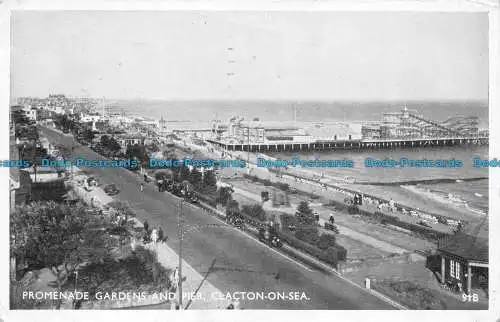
11, 11, 489, 101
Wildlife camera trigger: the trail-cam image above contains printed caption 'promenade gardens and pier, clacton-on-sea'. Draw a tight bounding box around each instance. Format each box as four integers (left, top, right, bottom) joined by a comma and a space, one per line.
9, 96, 490, 310
7, 11, 494, 312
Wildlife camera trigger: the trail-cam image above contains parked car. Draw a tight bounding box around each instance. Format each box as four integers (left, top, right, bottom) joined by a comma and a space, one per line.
104, 183, 119, 196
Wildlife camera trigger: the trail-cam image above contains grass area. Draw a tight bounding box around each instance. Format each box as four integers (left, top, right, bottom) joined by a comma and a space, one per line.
334, 235, 390, 259
373, 279, 447, 310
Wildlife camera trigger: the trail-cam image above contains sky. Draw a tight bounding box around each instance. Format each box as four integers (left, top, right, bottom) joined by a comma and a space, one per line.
11, 11, 489, 101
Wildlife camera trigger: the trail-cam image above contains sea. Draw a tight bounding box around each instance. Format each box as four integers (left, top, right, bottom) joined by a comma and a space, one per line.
108, 99, 489, 216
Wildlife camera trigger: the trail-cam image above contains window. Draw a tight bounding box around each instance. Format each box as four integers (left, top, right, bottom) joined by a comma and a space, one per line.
455, 262, 460, 279
450, 260, 455, 278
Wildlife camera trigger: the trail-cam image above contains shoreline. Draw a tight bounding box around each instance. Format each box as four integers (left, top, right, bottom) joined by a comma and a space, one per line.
182, 139, 485, 224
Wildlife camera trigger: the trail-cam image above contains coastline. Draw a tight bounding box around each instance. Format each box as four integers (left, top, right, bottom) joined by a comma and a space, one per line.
183, 139, 486, 225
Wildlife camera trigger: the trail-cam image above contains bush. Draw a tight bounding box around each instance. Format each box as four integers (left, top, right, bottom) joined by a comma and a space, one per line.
295, 226, 320, 245
280, 214, 297, 232
276, 230, 344, 268
369, 211, 448, 241
276, 182, 290, 191
324, 222, 339, 234
373, 280, 446, 309
197, 193, 217, 207
241, 204, 267, 222
318, 233, 337, 251
347, 205, 359, 214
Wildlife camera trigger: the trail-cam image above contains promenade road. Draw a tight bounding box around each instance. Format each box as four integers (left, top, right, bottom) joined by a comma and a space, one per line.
40, 127, 394, 310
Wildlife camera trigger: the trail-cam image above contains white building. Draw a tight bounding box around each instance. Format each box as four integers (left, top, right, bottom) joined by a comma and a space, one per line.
22, 107, 37, 121
80, 114, 102, 123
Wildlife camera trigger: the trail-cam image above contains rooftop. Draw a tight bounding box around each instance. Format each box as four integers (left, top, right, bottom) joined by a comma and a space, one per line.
438, 231, 488, 263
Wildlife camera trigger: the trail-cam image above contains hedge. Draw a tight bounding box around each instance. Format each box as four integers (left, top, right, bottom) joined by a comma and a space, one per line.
196, 193, 217, 208
276, 230, 346, 268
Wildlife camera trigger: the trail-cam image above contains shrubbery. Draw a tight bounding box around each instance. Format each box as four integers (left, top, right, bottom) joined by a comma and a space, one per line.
373, 280, 446, 309
276, 230, 346, 268
295, 226, 320, 245
368, 212, 448, 241
241, 204, 267, 222
317, 233, 337, 251
347, 205, 359, 214
278, 213, 347, 265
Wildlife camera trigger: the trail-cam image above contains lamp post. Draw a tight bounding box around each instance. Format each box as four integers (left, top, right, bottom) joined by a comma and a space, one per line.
177, 199, 183, 310
73, 270, 79, 309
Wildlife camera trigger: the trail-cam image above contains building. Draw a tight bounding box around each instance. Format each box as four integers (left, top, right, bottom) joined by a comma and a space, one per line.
115, 134, 145, 152
10, 139, 32, 209
80, 113, 102, 123
437, 231, 488, 295
227, 117, 266, 143
361, 124, 382, 139
22, 107, 37, 122
159, 116, 168, 137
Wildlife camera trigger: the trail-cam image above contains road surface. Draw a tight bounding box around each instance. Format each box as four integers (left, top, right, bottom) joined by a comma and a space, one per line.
40, 127, 394, 310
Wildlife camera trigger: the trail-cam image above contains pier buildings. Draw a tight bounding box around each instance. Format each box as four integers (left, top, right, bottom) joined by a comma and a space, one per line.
207, 108, 488, 152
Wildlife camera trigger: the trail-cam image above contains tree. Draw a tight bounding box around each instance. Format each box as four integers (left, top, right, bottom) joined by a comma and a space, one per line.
295, 201, 319, 245
216, 186, 233, 207
74, 246, 172, 303
226, 199, 240, 218
125, 144, 150, 169
295, 201, 316, 227
147, 142, 160, 153
317, 234, 337, 251
295, 226, 320, 245
10, 201, 116, 309
178, 166, 191, 182
188, 167, 203, 188
19, 144, 47, 167
242, 204, 266, 222
11, 110, 31, 127
202, 170, 218, 194
81, 128, 95, 144
155, 170, 173, 181
162, 149, 177, 159
100, 135, 122, 157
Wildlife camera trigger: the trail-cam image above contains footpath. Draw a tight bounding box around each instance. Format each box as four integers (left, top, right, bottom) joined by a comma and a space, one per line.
69, 170, 231, 310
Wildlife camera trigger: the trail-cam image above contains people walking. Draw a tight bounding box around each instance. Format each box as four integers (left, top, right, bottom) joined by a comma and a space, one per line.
143, 219, 149, 232
158, 226, 164, 243
151, 227, 158, 245
171, 267, 180, 292
140, 183, 144, 192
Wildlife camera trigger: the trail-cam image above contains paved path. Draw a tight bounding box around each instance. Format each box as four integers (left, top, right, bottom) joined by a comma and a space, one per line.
41, 127, 395, 310
146, 242, 231, 309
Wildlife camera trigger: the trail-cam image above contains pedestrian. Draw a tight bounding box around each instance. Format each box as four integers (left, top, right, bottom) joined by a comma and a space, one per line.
151, 227, 158, 245
172, 267, 180, 290
140, 183, 144, 192
158, 226, 164, 243
143, 219, 149, 232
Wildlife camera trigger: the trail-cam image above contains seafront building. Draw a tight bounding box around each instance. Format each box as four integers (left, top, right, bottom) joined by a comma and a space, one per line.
207, 108, 488, 152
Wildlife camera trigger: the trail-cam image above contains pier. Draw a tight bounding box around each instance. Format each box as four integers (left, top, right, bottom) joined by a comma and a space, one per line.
206, 108, 488, 152
207, 137, 489, 152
